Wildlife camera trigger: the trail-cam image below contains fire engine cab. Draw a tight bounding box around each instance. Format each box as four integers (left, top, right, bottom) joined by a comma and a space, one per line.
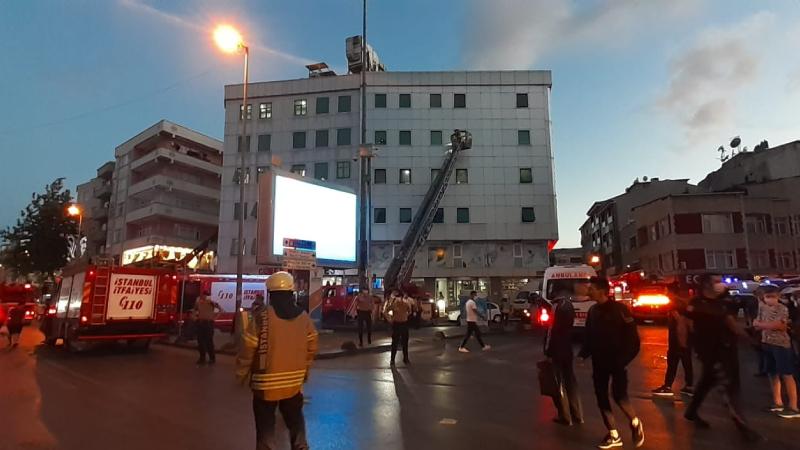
43, 262, 178, 351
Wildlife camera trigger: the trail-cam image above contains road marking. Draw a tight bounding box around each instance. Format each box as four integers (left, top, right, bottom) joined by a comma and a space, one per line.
439, 418, 458, 425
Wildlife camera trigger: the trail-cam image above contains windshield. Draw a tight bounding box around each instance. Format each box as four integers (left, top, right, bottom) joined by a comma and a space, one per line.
546, 279, 590, 302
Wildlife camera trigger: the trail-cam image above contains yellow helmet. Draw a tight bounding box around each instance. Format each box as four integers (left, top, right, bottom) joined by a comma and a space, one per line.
266, 271, 294, 292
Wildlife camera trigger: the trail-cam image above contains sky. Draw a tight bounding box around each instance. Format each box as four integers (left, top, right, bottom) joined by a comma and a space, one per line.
1, 0, 799, 247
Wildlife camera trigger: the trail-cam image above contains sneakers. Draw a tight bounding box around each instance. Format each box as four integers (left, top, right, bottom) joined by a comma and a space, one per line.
680, 386, 694, 396
778, 409, 800, 419
631, 419, 645, 448
458, 347, 470, 353
482, 345, 492, 351
652, 386, 674, 397
768, 404, 785, 412
597, 433, 623, 449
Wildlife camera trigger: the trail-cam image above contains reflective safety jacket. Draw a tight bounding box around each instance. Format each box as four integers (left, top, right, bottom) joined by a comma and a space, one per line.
236, 305, 319, 401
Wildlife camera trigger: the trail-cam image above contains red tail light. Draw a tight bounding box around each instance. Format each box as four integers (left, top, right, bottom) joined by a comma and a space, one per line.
539, 308, 550, 324
47, 307, 57, 316
81, 316, 88, 323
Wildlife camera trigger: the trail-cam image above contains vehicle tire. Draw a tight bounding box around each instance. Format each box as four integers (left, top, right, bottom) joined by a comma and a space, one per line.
492, 315, 502, 323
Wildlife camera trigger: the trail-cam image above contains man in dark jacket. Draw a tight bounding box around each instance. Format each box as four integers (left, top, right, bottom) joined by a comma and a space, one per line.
544, 291, 583, 426
579, 277, 644, 449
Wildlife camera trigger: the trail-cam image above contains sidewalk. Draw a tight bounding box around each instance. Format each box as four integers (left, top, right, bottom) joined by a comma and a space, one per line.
161, 323, 515, 360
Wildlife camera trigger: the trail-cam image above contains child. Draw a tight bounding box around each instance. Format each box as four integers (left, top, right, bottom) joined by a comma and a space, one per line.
754, 284, 799, 418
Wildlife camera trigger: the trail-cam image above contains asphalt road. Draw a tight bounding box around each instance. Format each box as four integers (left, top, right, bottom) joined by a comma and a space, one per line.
2, 325, 799, 450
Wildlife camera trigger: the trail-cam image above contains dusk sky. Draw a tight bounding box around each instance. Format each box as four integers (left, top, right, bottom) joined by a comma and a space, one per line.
1, 0, 799, 247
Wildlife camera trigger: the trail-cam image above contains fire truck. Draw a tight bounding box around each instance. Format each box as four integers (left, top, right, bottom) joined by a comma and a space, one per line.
43, 261, 178, 351
177, 273, 269, 332
0, 283, 39, 325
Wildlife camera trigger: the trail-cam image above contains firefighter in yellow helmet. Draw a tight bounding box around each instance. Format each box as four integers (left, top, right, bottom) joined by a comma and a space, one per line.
236, 271, 319, 450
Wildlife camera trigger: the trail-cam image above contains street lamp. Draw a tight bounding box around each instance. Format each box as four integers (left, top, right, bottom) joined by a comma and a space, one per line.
67, 204, 83, 236
214, 24, 249, 334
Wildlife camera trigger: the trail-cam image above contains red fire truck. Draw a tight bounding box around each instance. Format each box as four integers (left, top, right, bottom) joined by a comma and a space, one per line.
0, 283, 39, 325
43, 263, 178, 351
177, 274, 269, 332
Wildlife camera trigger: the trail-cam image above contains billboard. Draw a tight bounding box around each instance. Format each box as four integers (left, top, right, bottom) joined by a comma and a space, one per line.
258, 168, 357, 267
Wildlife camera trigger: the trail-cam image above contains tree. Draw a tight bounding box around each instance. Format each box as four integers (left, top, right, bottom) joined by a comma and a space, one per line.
0, 178, 76, 282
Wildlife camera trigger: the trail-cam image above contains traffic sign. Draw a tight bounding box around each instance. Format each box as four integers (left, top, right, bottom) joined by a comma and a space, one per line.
284, 248, 316, 259
283, 260, 317, 270
283, 238, 316, 252
283, 247, 316, 270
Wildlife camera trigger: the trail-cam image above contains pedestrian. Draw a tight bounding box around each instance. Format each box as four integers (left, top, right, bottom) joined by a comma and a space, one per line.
6, 305, 26, 348
193, 290, 221, 365
236, 271, 319, 450
652, 294, 694, 397
579, 277, 644, 449
682, 273, 761, 441
355, 287, 373, 347
385, 289, 415, 366
500, 297, 511, 326
544, 291, 584, 426
459, 291, 491, 353
754, 283, 799, 418
251, 294, 266, 313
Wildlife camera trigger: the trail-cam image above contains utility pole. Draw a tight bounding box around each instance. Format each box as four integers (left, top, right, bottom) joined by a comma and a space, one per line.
357, 0, 370, 290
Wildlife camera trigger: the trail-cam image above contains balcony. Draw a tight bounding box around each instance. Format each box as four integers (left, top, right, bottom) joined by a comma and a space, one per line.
126, 202, 218, 226
128, 175, 219, 200
130, 147, 221, 176
122, 234, 200, 250
91, 205, 110, 219
93, 182, 112, 199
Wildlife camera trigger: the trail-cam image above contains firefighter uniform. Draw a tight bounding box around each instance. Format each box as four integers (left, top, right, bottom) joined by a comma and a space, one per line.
236, 272, 319, 450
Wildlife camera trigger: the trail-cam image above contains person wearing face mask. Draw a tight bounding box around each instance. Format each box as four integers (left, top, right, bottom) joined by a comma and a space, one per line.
681, 273, 760, 441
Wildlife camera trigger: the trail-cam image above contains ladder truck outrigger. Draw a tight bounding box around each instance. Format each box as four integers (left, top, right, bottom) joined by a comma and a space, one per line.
381, 129, 472, 300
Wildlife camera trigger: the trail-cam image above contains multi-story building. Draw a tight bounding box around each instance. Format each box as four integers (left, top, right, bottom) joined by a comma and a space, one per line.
106, 120, 223, 267
631, 192, 797, 278
549, 247, 586, 266
219, 70, 559, 300
76, 161, 115, 258
580, 178, 696, 275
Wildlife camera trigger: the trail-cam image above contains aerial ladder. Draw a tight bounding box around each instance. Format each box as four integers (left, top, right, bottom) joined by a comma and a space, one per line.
382, 130, 472, 293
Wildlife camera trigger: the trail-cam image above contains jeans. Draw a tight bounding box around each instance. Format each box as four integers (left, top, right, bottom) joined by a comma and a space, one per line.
686, 349, 748, 426
460, 322, 485, 349
664, 331, 694, 387
592, 362, 637, 431
391, 321, 410, 363
253, 393, 309, 450
357, 310, 372, 346
553, 358, 583, 424
196, 320, 215, 362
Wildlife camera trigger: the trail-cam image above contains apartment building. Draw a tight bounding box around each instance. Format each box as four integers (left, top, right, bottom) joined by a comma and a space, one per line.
75, 161, 115, 257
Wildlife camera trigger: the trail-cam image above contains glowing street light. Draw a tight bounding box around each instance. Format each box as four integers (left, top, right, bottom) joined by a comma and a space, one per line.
213, 25, 244, 54
67, 204, 83, 235
589, 254, 601, 265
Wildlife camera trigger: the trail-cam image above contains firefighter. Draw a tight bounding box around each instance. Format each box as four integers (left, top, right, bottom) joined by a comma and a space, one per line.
236, 271, 319, 450
192, 290, 221, 365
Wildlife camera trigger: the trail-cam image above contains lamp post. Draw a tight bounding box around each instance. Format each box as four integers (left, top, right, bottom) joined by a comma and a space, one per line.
214, 24, 249, 333
67, 204, 83, 236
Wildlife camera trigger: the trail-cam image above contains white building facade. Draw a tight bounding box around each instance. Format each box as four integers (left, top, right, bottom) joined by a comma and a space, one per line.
219, 71, 558, 300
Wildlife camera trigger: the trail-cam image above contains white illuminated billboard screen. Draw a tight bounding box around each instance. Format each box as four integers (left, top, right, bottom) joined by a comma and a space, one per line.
271, 174, 357, 263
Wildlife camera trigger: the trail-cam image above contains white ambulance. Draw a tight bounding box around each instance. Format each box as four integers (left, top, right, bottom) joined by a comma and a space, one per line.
542, 265, 597, 328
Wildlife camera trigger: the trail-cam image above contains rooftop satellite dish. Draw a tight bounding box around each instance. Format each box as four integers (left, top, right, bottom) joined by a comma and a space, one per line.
730, 136, 741, 148
643, 176, 649, 182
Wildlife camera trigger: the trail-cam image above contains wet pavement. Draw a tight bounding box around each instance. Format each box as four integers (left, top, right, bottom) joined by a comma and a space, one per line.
1, 325, 799, 450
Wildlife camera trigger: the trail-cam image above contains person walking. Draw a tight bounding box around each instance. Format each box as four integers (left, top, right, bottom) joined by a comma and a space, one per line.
237, 271, 319, 450
385, 289, 415, 366
6, 305, 26, 348
355, 288, 374, 347
193, 290, 221, 365
500, 297, 511, 326
459, 291, 491, 353
652, 295, 694, 397
682, 274, 760, 441
579, 277, 644, 449
545, 292, 584, 426
754, 283, 800, 418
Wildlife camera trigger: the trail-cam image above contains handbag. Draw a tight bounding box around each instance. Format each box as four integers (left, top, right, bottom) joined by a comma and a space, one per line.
537, 359, 560, 397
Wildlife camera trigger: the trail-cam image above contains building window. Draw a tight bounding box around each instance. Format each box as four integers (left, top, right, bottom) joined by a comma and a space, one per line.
337, 128, 352, 146
237, 135, 251, 152
230, 238, 241, 256
399, 93, 411, 108
316, 97, 329, 114
336, 161, 351, 179
750, 250, 770, 269
375, 130, 387, 145
399, 169, 412, 184
258, 102, 272, 119
294, 99, 307, 116
338, 95, 351, 113
233, 202, 248, 220
516, 93, 529, 108
522, 207, 536, 223
519, 168, 533, 183
314, 162, 328, 181
292, 131, 306, 149
257, 134, 271, 152
233, 168, 251, 184
454, 93, 466, 108
315, 129, 329, 148
705, 250, 735, 269
518, 130, 531, 145
658, 217, 670, 237
374, 93, 386, 108
702, 214, 732, 233
455, 169, 468, 184
374, 169, 386, 184
399, 208, 412, 223
430, 130, 442, 146
251, 202, 258, 219
239, 104, 252, 120
433, 208, 444, 223
746, 216, 767, 234
430, 93, 442, 108
779, 252, 794, 269
374, 208, 386, 223
775, 217, 789, 235
290, 164, 306, 176
399, 130, 411, 146
457, 208, 470, 223
431, 169, 440, 182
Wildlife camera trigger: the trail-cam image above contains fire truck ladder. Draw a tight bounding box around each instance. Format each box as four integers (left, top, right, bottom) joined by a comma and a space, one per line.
91, 259, 112, 324
382, 130, 472, 292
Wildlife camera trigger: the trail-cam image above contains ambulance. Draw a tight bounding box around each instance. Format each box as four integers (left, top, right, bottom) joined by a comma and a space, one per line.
541, 265, 598, 328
